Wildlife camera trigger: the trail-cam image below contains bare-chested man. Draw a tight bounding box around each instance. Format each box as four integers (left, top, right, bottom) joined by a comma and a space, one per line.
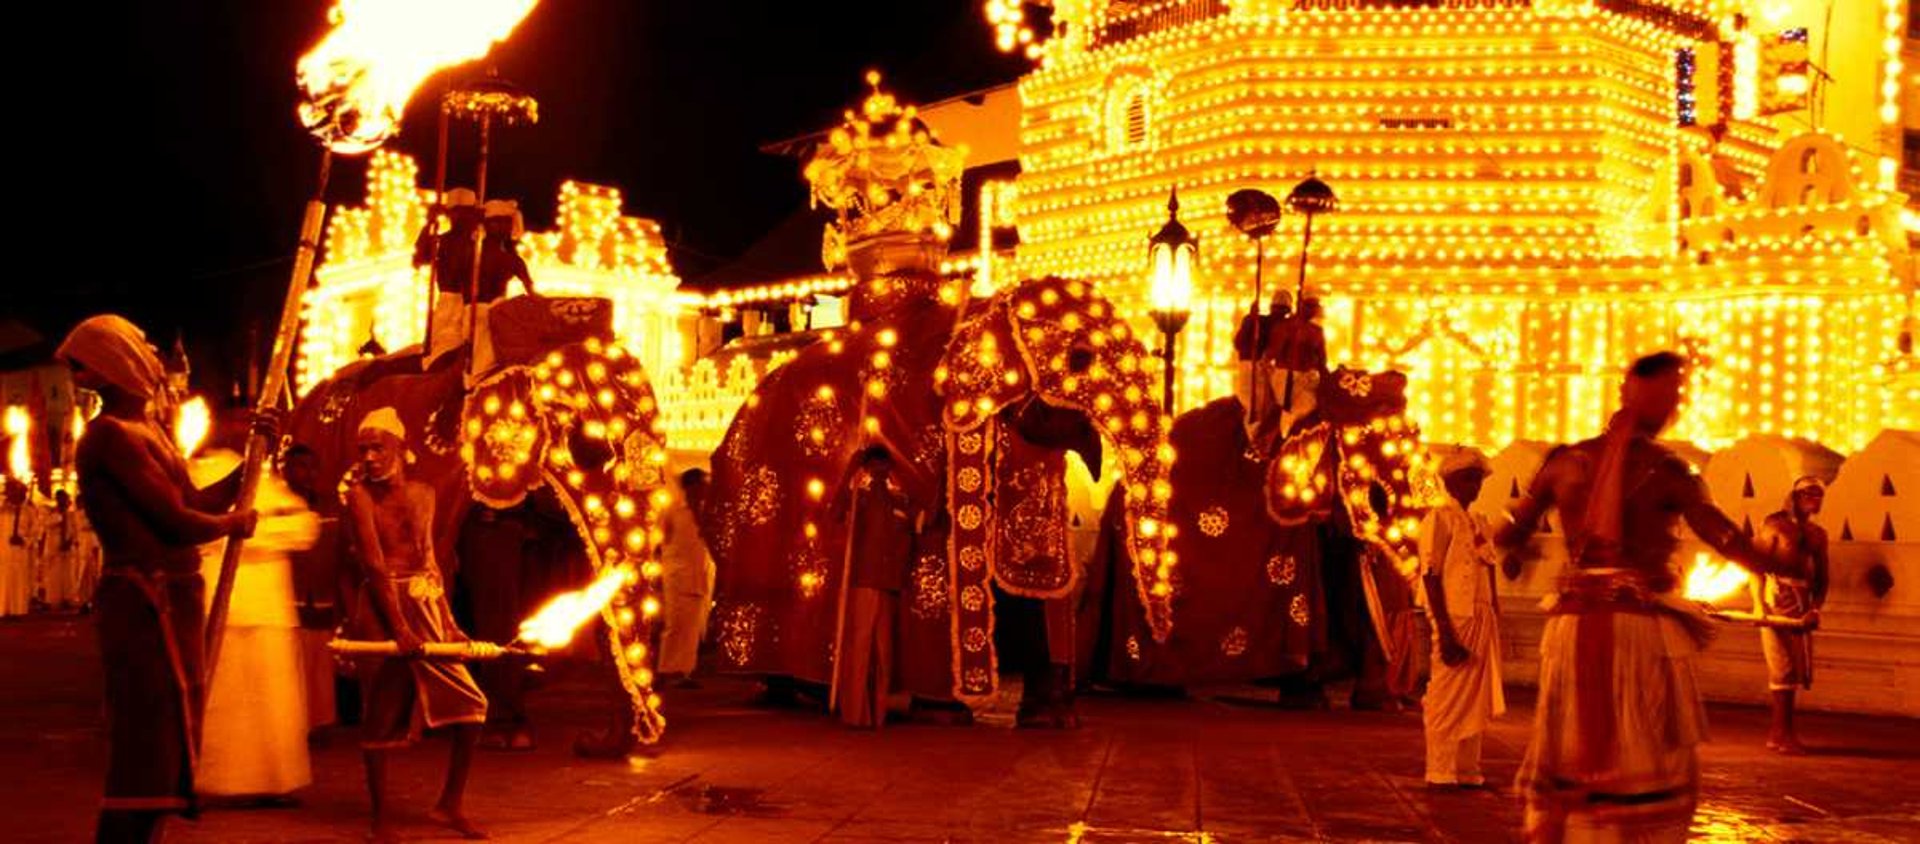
1751, 476, 1829, 754
344, 408, 487, 842
1497, 351, 1779, 843
59, 315, 258, 844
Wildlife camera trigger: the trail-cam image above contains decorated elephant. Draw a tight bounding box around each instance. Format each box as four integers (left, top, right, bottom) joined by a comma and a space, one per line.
287, 297, 677, 744
1080, 363, 1440, 708
702, 272, 1175, 720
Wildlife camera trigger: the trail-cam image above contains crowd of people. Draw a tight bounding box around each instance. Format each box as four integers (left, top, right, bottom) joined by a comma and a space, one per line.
1, 479, 102, 616
37, 303, 1834, 844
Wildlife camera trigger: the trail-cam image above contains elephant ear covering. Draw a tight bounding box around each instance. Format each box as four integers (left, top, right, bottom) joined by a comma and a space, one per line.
939, 276, 1176, 643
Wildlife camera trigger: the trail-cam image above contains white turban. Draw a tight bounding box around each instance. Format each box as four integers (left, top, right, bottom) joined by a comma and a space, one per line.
358, 407, 406, 441
56, 315, 168, 401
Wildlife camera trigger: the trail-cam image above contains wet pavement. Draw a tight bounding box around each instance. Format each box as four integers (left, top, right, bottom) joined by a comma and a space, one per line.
3, 615, 1916, 843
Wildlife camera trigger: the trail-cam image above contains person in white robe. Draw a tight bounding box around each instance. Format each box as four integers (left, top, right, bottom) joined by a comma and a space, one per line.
1, 480, 38, 616
192, 450, 317, 800
1419, 449, 1505, 788
657, 468, 715, 681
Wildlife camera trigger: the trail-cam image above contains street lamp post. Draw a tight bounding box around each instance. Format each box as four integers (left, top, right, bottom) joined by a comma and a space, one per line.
1149, 188, 1196, 414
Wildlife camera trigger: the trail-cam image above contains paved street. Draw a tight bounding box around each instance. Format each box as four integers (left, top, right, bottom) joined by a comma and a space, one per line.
3, 614, 1916, 843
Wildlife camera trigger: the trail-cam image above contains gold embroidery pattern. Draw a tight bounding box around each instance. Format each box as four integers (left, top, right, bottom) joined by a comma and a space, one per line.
959, 546, 985, 571
911, 551, 948, 620
957, 467, 983, 493
960, 585, 987, 612
791, 543, 829, 598
1289, 593, 1310, 626
1197, 506, 1230, 538
792, 394, 842, 458
1267, 554, 1297, 586
963, 628, 989, 652
1339, 370, 1372, 397
1221, 626, 1248, 657
745, 465, 781, 526
957, 504, 984, 531
719, 603, 762, 667
1003, 465, 1067, 583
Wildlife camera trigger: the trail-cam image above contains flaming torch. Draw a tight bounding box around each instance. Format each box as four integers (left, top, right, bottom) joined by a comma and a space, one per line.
4, 407, 28, 486
209, 0, 542, 683
329, 565, 631, 660
5, 407, 27, 546
173, 396, 211, 459
1684, 552, 1817, 630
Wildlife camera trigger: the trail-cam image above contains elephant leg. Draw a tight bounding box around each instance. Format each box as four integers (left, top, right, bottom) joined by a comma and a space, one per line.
1014, 595, 1080, 729
571, 622, 637, 759
1042, 597, 1079, 728
1275, 673, 1332, 710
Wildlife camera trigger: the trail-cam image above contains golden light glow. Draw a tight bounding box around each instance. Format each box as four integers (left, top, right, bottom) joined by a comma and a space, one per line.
999, 4, 1908, 455
462, 340, 671, 743
516, 565, 626, 649
1683, 552, 1751, 604
984, 0, 1046, 60
4, 406, 29, 483
296, 0, 540, 153
298, 152, 683, 397
803, 71, 966, 269
1149, 240, 1193, 315
173, 396, 212, 459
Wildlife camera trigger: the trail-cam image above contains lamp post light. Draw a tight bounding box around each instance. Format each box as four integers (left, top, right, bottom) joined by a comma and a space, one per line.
1148, 188, 1196, 414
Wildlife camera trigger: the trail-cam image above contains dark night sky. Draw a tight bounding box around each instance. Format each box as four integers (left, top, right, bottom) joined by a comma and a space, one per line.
11, 1, 1027, 395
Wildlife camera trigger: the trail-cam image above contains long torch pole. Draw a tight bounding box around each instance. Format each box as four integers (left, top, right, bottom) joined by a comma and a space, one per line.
423, 97, 451, 354
206, 149, 334, 683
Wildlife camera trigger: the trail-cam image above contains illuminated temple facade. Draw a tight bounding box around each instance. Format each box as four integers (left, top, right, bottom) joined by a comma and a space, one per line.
289, 0, 1920, 714
1006, 0, 1918, 453
302, 1, 1920, 458
296, 151, 688, 397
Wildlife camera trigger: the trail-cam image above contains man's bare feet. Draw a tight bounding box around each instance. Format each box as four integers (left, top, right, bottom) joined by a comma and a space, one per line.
428, 806, 489, 839
1767, 738, 1809, 755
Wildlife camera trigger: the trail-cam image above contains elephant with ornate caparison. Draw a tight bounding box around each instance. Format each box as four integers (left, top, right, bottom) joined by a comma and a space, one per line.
287, 297, 678, 748
1078, 361, 1441, 708
702, 269, 1177, 722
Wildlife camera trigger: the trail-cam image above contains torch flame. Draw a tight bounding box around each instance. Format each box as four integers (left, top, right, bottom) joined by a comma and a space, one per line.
4, 406, 29, 483
174, 397, 211, 459
296, 0, 540, 154
1683, 552, 1750, 604
516, 565, 629, 650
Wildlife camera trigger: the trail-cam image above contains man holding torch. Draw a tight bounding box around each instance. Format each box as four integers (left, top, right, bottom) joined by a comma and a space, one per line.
58, 315, 261, 843
1496, 351, 1781, 842
344, 408, 487, 841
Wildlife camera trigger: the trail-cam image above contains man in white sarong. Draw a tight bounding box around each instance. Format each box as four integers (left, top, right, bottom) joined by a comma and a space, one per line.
1750, 476, 1828, 754
657, 468, 715, 683
1497, 352, 1780, 843
2, 480, 38, 616
194, 450, 317, 802
1420, 449, 1505, 789
39, 488, 82, 608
